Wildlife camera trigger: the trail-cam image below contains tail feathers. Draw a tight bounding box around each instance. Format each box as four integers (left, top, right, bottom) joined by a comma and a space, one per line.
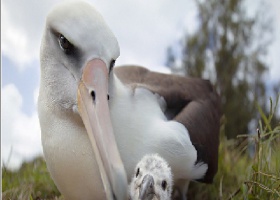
190, 162, 208, 181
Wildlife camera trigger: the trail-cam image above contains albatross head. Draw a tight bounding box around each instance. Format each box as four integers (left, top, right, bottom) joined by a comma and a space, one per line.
40, 1, 126, 199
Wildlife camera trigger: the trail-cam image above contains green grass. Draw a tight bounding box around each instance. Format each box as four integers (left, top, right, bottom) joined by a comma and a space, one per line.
2, 158, 62, 200
2, 95, 280, 200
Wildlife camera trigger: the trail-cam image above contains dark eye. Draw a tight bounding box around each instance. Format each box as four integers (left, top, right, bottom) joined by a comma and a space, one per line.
58, 34, 73, 53
109, 60, 116, 72
161, 180, 167, 190
136, 168, 140, 177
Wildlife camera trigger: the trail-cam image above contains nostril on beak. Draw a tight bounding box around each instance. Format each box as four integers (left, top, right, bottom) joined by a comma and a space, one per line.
90, 90, 96, 102
107, 94, 110, 101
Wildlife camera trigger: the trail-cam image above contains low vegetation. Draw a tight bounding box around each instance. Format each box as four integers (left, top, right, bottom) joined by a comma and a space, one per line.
2, 158, 61, 200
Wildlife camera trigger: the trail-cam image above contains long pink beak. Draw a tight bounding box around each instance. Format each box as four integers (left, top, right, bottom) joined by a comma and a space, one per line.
77, 59, 127, 199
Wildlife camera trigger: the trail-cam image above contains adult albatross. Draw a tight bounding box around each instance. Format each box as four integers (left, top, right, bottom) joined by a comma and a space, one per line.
38, 1, 221, 199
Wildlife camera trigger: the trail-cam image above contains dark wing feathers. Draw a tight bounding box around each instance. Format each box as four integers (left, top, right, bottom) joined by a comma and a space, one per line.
114, 65, 222, 183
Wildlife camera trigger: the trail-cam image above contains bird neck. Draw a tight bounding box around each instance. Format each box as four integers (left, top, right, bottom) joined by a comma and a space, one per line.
109, 71, 130, 99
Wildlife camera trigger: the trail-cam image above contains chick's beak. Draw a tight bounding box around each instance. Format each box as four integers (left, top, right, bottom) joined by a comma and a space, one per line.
139, 174, 155, 200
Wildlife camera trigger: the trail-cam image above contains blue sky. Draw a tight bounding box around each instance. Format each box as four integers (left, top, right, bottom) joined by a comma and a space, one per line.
2, 56, 40, 116
2, 0, 280, 170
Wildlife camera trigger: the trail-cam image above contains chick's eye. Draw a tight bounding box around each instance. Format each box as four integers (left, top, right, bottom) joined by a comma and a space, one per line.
58, 34, 73, 52
136, 168, 140, 178
161, 180, 167, 191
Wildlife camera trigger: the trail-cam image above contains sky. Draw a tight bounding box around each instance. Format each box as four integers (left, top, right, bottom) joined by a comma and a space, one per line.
1, 0, 280, 171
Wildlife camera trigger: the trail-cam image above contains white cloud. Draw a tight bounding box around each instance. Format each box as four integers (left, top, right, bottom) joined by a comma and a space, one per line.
1, 0, 60, 70
97, 0, 198, 69
1, 84, 43, 171
2, 0, 280, 77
